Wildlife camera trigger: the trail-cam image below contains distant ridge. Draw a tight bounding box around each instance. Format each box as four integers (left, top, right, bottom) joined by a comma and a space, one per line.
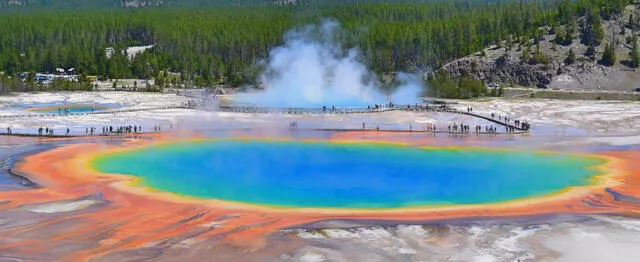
0, 0, 275, 8
0, 0, 540, 9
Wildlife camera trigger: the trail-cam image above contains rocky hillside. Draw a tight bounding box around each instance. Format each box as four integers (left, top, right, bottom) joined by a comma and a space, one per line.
441, 3, 640, 92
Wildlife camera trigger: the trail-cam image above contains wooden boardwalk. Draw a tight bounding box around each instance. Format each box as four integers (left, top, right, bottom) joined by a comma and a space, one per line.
217, 105, 530, 132
1, 104, 530, 136
0, 128, 528, 138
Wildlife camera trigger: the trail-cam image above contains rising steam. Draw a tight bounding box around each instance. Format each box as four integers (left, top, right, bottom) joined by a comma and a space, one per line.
250, 20, 423, 108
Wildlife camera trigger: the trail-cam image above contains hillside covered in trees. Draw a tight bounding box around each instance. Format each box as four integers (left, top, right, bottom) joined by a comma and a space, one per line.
0, 0, 563, 9
0, 0, 633, 95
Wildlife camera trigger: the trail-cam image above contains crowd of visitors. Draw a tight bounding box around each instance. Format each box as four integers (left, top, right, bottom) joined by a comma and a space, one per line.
0, 124, 165, 137
2, 104, 532, 137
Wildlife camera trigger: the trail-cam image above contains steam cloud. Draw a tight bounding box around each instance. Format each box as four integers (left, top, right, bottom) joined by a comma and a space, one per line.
252, 20, 423, 108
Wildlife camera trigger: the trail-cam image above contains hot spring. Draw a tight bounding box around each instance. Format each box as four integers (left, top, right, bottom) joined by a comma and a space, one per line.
28, 104, 113, 114
92, 140, 605, 209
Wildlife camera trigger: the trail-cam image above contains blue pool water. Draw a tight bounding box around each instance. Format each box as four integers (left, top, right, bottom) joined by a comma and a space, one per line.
92, 140, 605, 208
34, 106, 107, 114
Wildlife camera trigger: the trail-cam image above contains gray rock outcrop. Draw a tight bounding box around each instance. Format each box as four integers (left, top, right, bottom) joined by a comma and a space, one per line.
440, 56, 556, 88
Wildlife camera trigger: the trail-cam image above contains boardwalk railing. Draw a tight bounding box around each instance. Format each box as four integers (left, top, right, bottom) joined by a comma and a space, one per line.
217, 104, 460, 114
1, 103, 530, 133
454, 111, 527, 131
216, 104, 530, 131
217, 105, 397, 114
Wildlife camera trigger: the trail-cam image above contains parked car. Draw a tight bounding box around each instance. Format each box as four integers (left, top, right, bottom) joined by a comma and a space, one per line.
487, 82, 500, 88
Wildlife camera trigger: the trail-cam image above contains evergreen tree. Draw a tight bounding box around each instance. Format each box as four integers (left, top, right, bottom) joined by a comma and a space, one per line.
631, 37, 640, 69
564, 22, 576, 45
0, 0, 634, 94
530, 44, 549, 65
585, 46, 597, 61
580, 8, 605, 51
554, 29, 565, 44
565, 48, 576, 65
522, 45, 532, 62
601, 43, 616, 66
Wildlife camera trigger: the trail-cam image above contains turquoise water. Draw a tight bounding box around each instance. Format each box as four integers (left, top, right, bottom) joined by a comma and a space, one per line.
92, 140, 605, 208
36, 106, 105, 114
